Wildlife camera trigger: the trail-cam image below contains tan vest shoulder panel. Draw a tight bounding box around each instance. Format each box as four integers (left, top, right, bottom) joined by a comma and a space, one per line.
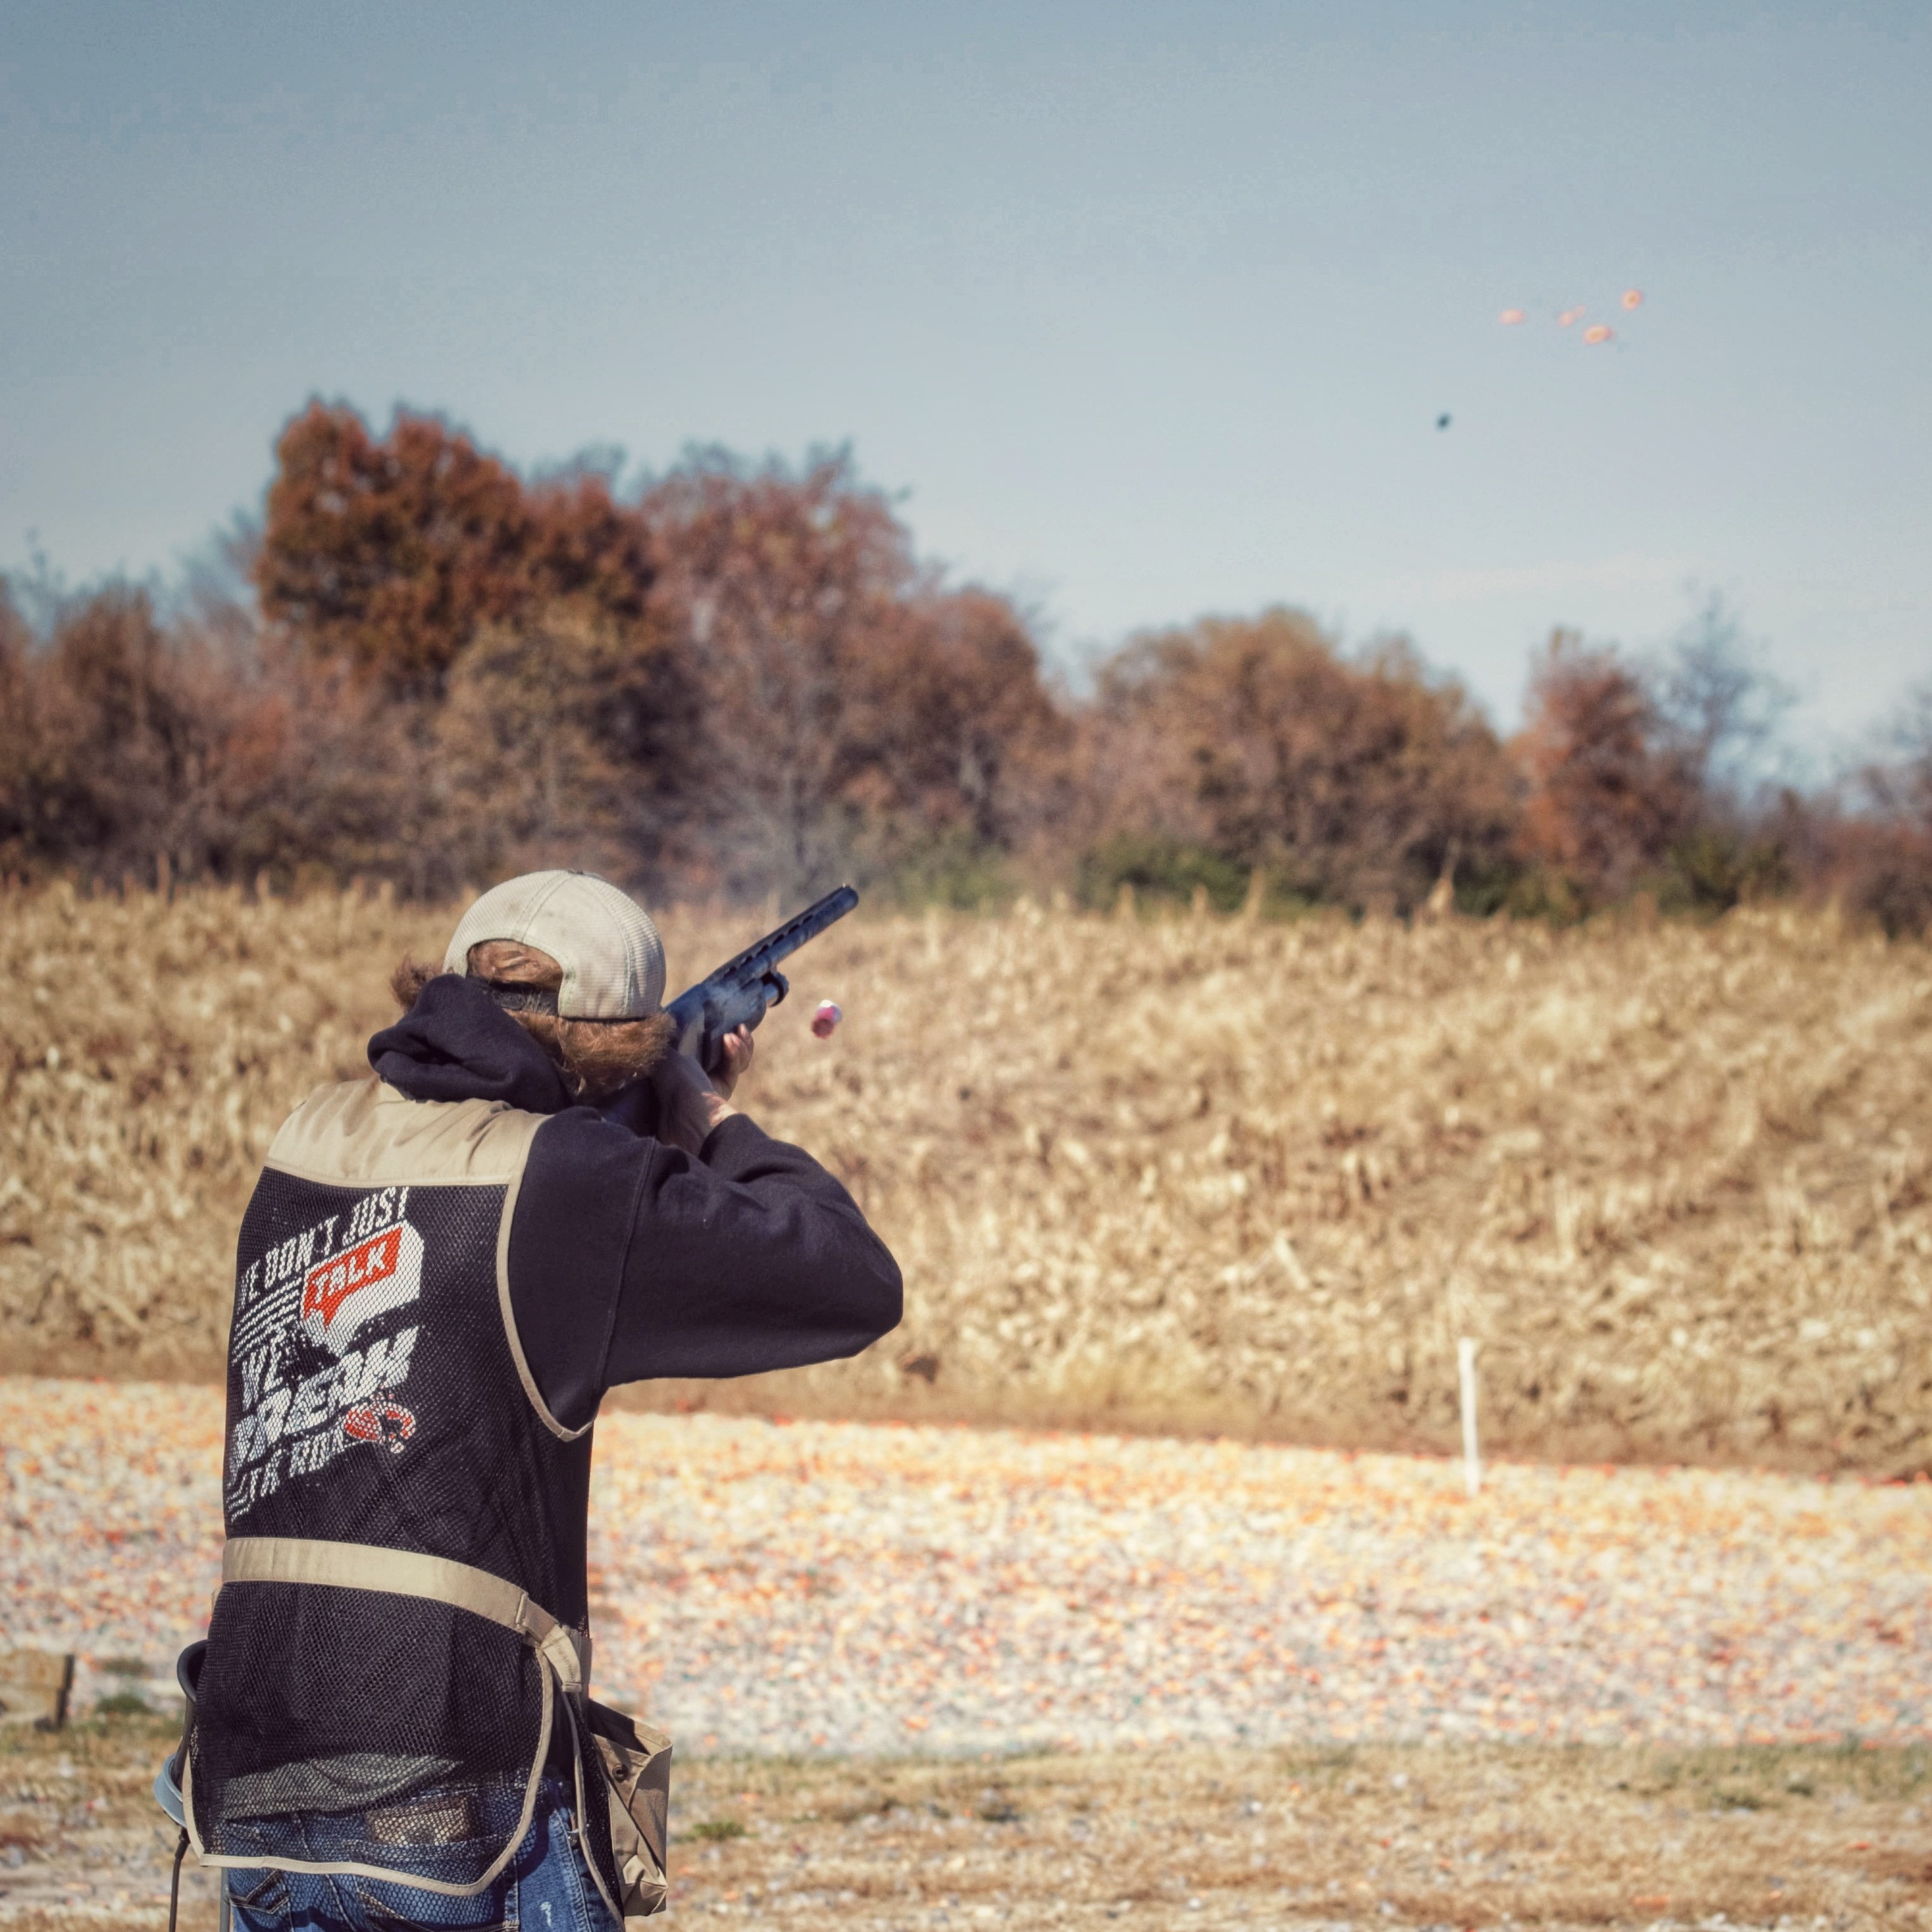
265, 1079, 545, 1189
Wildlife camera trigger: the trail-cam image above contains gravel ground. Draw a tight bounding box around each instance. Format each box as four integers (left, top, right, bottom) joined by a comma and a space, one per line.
6, 1378, 1932, 1928
4, 1377, 1930, 1754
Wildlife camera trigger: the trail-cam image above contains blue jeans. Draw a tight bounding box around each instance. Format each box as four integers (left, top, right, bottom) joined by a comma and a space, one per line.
222, 1776, 618, 1932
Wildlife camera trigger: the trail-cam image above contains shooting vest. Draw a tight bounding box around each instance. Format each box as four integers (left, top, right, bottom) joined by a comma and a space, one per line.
186, 1079, 667, 1915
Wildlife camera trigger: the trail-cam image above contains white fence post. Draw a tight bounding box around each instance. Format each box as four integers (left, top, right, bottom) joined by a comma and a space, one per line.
1457, 1336, 1481, 1498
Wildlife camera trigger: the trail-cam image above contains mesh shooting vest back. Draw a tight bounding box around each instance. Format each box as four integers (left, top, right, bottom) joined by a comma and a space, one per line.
187, 1078, 623, 1902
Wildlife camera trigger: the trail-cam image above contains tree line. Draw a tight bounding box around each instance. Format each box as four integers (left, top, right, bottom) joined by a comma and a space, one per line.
3, 400, 1928, 930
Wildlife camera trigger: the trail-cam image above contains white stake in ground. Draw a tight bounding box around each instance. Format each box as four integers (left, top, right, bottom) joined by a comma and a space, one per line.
1458, 1336, 1481, 1498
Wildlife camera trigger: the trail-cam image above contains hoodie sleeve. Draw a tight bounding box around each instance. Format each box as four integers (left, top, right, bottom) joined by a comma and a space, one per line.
504, 1108, 903, 1431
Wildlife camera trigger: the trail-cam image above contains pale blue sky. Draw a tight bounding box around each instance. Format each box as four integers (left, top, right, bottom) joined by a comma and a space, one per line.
3, 3, 1927, 754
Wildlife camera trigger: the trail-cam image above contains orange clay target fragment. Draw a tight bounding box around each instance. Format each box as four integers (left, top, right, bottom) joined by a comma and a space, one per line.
1499, 291, 1646, 344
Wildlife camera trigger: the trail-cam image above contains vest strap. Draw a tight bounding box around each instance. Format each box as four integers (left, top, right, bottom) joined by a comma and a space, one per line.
220, 1536, 588, 1691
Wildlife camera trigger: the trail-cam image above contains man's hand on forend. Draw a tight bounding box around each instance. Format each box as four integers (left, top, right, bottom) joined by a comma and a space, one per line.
648, 1025, 753, 1157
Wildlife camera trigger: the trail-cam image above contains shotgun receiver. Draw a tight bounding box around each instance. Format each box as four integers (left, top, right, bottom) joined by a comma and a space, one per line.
663, 884, 858, 1076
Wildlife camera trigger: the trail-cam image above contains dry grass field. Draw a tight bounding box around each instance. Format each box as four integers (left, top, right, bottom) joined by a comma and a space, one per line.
4, 881, 1931, 1472
4, 1714, 1929, 1929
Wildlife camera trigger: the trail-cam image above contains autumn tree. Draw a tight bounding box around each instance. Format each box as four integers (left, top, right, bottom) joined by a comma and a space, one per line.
256, 403, 654, 692
1829, 683, 1932, 935
1655, 594, 1792, 803
16, 586, 218, 881
863, 587, 1069, 853
1515, 631, 1700, 902
1079, 608, 1519, 914
436, 604, 703, 889
639, 448, 1058, 896
0, 578, 441, 891
1865, 683, 1932, 833
0, 584, 41, 875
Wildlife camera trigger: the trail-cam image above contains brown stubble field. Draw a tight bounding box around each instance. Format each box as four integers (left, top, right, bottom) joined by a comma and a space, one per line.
4, 1714, 1929, 1929
4, 881, 1931, 1473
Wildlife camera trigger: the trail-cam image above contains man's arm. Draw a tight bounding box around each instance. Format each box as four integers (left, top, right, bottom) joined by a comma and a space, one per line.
505, 1100, 903, 1431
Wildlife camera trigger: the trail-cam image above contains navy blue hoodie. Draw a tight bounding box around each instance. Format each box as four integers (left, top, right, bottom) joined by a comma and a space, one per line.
367, 975, 902, 1428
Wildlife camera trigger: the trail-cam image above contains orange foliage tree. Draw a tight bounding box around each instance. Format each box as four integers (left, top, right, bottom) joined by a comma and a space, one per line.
1515, 631, 1700, 903
256, 403, 655, 693
1829, 684, 1932, 935
0, 579, 423, 889
1079, 608, 1519, 914
862, 587, 1068, 855
639, 450, 1062, 896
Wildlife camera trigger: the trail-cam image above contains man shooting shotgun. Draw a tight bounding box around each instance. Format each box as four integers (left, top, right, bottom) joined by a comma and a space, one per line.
185, 872, 899, 1931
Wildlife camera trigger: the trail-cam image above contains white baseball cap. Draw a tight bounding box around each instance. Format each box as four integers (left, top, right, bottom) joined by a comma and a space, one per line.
443, 871, 666, 1019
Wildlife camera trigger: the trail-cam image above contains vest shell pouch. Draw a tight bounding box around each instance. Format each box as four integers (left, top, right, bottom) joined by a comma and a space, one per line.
584, 1701, 671, 1919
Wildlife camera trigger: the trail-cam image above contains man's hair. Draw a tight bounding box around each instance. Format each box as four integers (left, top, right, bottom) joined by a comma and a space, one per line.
391, 943, 675, 1103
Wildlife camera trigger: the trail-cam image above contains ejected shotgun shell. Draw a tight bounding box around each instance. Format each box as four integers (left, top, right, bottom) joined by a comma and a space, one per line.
811, 1001, 843, 1039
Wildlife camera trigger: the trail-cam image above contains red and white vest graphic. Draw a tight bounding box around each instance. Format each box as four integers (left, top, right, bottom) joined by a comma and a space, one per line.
227, 1190, 428, 1518
301, 1221, 426, 1356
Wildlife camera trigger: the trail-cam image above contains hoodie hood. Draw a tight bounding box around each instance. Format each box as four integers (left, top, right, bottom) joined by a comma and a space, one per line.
368, 973, 575, 1115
